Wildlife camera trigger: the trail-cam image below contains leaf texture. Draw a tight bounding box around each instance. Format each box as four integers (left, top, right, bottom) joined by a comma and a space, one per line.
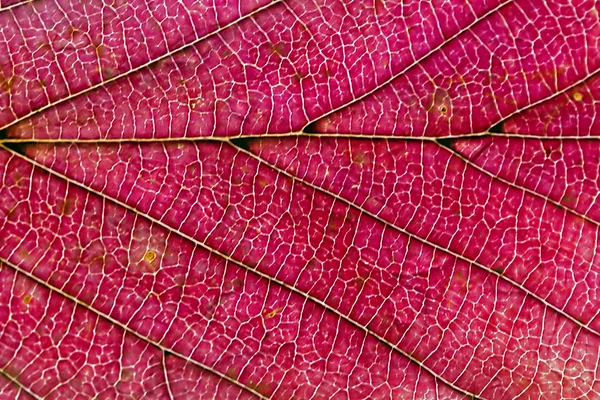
311, 0, 600, 136
0, 0, 600, 398
2, 0, 508, 139
0, 0, 275, 127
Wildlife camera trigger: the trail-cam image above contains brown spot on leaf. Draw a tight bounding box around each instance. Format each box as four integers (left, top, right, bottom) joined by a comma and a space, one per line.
226, 367, 239, 380
352, 151, 371, 165
60, 198, 76, 215
0, 72, 15, 93
269, 41, 288, 57
561, 193, 577, 207
120, 367, 133, 382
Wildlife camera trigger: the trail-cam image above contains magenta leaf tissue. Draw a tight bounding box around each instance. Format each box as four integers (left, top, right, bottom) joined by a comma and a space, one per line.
0, 0, 599, 398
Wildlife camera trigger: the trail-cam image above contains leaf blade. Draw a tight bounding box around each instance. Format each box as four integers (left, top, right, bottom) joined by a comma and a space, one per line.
0, 0, 278, 129
2, 0, 510, 139
9, 139, 600, 398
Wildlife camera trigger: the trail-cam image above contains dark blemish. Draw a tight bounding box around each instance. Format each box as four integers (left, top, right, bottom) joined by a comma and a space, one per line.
4, 142, 28, 156
263, 307, 283, 319
0, 73, 15, 93
346, 212, 357, 222
226, 367, 239, 380
439, 105, 448, 113
230, 137, 252, 151
76, 117, 91, 126
492, 266, 504, 275
102, 68, 116, 80
373, 0, 386, 14
120, 367, 134, 382
488, 121, 504, 133
0, 129, 7, 140
352, 151, 370, 165
542, 142, 559, 158
247, 381, 272, 395
202, 298, 217, 319
302, 120, 319, 133
223, 277, 244, 294
436, 137, 456, 151
256, 177, 269, 188
5, 205, 18, 220
561, 194, 576, 206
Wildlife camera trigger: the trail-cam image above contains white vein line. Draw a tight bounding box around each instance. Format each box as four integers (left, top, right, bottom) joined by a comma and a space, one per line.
0, 0, 33, 11
162, 351, 175, 400
6, 131, 600, 144
0, 144, 481, 400
234, 142, 600, 341
0, 368, 41, 400
0, 0, 282, 132
0, 255, 267, 400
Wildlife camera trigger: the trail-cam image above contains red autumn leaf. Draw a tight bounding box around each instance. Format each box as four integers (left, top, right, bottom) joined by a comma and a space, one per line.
0, 0, 599, 398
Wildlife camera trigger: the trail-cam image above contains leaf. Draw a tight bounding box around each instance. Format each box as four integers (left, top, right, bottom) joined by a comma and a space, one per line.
0, 0, 599, 399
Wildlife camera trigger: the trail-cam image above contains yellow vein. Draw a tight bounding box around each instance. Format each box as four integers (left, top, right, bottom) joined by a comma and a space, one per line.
0, 368, 41, 400
6, 131, 600, 144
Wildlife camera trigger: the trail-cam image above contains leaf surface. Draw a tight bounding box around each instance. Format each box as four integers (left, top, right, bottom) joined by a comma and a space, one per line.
0, 0, 600, 398
310, 0, 600, 136
0, 0, 275, 128
2, 0, 508, 139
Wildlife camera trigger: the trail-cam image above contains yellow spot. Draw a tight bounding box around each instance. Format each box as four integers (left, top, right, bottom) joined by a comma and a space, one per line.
263, 307, 283, 319
439, 105, 448, 113
573, 92, 583, 101
144, 250, 156, 262
23, 295, 32, 305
